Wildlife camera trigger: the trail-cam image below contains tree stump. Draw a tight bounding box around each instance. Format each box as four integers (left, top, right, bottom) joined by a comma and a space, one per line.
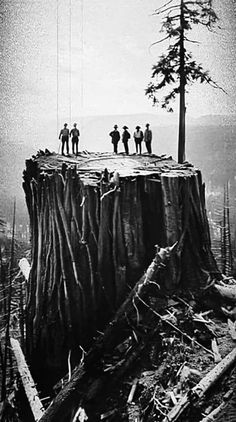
22, 152, 218, 385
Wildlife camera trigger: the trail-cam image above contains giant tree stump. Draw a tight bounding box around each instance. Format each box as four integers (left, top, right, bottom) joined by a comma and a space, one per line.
23, 151, 218, 385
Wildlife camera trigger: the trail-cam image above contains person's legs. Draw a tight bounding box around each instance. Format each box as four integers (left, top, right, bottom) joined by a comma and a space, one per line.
139, 142, 142, 154
135, 140, 138, 153
66, 138, 69, 154
147, 141, 152, 154
61, 139, 65, 155
124, 141, 129, 155
76, 140, 79, 155
114, 142, 118, 153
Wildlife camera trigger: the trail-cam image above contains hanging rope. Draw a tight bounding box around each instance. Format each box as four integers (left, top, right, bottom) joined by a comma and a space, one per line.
69, 0, 72, 125
80, 0, 84, 135
80, 0, 84, 117
56, 0, 78, 130
56, 0, 59, 134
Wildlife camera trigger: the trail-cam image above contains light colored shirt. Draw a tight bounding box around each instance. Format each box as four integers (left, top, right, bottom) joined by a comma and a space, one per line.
134, 130, 143, 139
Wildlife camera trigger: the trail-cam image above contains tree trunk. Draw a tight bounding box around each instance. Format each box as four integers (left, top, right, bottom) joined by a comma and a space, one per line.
178, 0, 186, 164
22, 153, 219, 386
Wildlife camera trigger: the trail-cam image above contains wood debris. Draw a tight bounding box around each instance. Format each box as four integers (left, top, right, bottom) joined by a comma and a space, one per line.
211, 338, 222, 363
10, 338, 45, 422
200, 389, 234, 422
163, 347, 236, 422
227, 318, 236, 341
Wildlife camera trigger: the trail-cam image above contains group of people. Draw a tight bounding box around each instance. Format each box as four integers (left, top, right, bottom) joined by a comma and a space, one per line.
109, 123, 152, 155
58, 121, 153, 156
59, 123, 80, 155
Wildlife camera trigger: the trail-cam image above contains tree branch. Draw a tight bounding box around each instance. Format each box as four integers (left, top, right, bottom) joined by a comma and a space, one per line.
153, 4, 180, 16
153, 0, 175, 15
150, 35, 171, 48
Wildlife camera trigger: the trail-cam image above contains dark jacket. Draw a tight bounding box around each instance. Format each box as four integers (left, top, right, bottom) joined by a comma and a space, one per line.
70, 128, 80, 138
59, 128, 69, 139
109, 130, 120, 143
144, 129, 152, 142
122, 130, 131, 142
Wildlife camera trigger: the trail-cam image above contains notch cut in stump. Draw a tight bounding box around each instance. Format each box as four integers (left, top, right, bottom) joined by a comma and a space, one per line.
23, 151, 218, 384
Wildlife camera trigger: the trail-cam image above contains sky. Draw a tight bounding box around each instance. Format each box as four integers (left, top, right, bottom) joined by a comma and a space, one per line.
0, 0, 235, 223
0, 0, 236, 150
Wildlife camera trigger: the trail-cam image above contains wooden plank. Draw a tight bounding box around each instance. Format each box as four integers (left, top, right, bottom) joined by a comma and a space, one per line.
10, 338, 45, 422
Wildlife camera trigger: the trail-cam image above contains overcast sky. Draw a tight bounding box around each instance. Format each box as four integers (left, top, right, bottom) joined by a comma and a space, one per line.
0, 0, 236, 146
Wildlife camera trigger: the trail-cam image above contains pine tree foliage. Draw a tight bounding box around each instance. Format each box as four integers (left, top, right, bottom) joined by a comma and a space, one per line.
146, 0, 221, 112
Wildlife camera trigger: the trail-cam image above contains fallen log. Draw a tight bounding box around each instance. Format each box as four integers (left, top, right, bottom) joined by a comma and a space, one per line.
214, 284, 236, 301
200, 388, 234, 422
10, 338, 44, 422
163, 347, 236, 422
38, 244, 175, 422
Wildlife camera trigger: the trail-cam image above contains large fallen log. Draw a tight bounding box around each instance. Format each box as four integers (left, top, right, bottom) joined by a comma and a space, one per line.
10, 338, 44, 422
39, 244, 175, 422
163, 347, 236, 422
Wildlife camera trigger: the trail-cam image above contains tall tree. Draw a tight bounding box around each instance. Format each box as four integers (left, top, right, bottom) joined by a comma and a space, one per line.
146, 0, 222, 163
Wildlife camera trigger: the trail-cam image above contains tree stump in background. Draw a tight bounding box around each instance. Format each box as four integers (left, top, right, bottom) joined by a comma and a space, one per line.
22, 151, 218, 386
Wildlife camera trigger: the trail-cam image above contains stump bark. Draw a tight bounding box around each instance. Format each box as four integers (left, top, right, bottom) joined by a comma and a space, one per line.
22, 152, 218, 385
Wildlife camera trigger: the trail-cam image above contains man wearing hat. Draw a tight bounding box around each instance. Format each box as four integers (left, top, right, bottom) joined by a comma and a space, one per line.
109, 125, 120, 153
59, 123, 70, 155
70, 122, 80, 155
144, 123, 152, 154
133, 125, 143, 154
122, 126, 131, 155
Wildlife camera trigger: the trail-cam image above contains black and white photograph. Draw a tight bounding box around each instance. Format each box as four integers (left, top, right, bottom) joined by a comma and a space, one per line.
0, 1, 236, 421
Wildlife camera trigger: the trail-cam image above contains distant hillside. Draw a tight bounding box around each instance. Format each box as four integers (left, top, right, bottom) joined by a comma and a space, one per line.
1, 113, 236, 226
188, 114, 236, 127
0, 139, 34, 226
77, 113, 178, 154
186, 123, 236, 186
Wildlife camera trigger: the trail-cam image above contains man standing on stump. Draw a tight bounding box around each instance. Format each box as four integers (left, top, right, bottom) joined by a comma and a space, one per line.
133, 126, 143, 154
59, 123, 69, 155
109, 124, 120, 153
144, 123, 152, 154
70, 123, 80, 155
122, 126, 130, 155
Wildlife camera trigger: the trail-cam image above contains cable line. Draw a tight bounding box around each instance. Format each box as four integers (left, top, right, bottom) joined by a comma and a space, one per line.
69, 0, 72, 125
56, 0, 59, 134
81, 0, 84, 115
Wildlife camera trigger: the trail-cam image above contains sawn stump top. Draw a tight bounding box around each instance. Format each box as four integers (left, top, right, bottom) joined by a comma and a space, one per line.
32, 151, 198, 185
